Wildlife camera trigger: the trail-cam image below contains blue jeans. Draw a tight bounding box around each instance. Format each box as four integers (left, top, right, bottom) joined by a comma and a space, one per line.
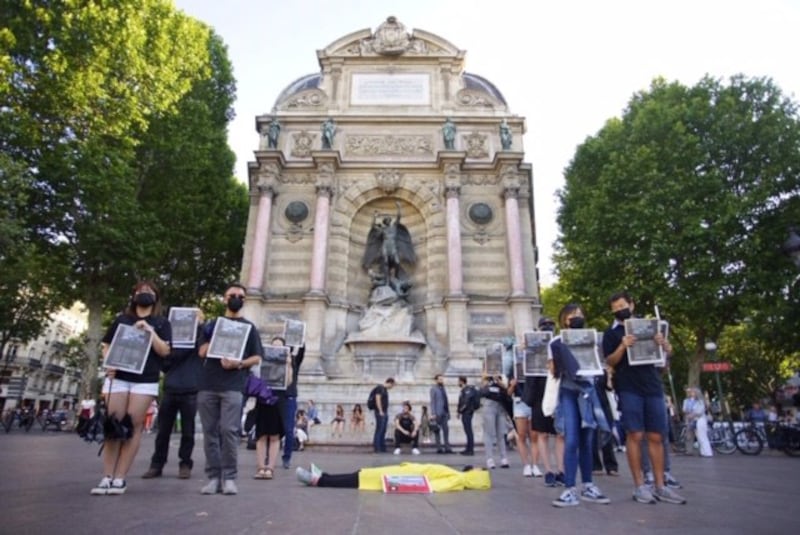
280, 397, 297, 463
198, 390, 243, 480
559, 387, 594, 488
373, 411, 388, 452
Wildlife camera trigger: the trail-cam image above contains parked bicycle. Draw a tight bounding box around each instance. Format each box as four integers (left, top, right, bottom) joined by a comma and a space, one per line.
735, 421, 800, 457
674, 420, 736, 455
39, 409, 69, 432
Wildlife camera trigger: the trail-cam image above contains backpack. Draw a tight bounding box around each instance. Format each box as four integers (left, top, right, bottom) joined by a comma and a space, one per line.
367, 386, 379, 411
466, 385, 482, 411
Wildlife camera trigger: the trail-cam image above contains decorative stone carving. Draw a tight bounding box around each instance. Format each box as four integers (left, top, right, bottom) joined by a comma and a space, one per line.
462, 174, 501, 186
291, 131, 315, 158
345, 135, 433, 156
278, 173, 314, 185
279, 89, 327, 110
375, 168, 402, 194
456, 89, 497, 108
500, 164, 520, 189
251, 162, 279, 191
468, 202, 493, 225
465, 132, 488, 159
370, 16, 410, 55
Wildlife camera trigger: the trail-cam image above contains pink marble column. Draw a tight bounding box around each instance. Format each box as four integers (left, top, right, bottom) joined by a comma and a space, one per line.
308, 186, 333, 293
446, 186, 464, 295
246, 187, 274, 291
504, 188, 526, 296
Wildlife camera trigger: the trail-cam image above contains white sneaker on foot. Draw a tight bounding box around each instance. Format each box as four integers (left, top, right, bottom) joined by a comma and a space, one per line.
393, 448, 401, 455
411, 448, 421, 455
222, 479, 238, 495
523, 465, 533, 477
201, 478, 220, 495
90, 476, 112, 496
486, 458, 496, 469
107, 478, 126, 495
532, 464, 543, 477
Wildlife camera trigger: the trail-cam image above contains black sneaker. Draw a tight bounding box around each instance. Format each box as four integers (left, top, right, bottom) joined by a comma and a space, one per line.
107, 478, 127, 495
555, 472, 566, 486
544, 472, 557, 487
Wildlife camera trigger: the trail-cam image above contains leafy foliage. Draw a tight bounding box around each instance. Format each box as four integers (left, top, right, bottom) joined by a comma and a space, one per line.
555, 75, 800, 399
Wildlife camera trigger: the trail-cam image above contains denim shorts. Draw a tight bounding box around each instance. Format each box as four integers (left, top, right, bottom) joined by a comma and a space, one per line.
618, 390, 667, 434
513, 398, 532, 419
103, 377, 159, 397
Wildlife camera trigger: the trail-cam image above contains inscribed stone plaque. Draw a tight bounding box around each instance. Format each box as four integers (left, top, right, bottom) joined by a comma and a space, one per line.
351, 73, 430, 105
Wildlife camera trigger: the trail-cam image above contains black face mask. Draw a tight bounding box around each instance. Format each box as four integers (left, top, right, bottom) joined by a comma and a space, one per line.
227, 296, 244, 312
613, 308, 632, 321
567, 317, 585, 329
133, 293, 156, 308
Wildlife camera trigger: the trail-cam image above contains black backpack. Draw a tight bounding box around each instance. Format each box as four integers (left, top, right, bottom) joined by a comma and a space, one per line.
466, 385, 481, 411
367, 386, 379, 411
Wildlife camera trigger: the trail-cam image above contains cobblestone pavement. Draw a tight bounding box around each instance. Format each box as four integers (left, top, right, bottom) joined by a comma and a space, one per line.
0, 430, 797, 534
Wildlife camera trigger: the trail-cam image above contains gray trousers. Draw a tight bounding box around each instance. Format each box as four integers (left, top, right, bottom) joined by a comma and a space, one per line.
434, 414, 451, 449
482, 399, 508, 461
198, 390, 243, 481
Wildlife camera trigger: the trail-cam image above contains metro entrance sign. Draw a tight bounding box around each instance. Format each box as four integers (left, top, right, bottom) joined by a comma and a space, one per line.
702, 361, 733, 372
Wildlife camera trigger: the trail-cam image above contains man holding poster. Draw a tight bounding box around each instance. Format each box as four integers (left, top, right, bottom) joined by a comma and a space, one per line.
197, 283, 263, 496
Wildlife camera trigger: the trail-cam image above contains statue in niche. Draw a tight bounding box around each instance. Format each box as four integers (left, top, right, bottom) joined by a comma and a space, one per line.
442, 118, 456, 150
362, 201, 416, 299
321, 118, 336, 149
267, 117, 281, 149
499, 119, 513, 150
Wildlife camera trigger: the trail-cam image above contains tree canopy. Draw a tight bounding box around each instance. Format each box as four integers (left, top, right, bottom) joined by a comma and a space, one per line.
555, 75, 800, 394
1, 1, 248, 398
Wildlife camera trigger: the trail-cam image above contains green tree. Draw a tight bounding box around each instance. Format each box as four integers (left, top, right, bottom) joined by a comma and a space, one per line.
555, 75, 800, 393
1, 2, 245, 399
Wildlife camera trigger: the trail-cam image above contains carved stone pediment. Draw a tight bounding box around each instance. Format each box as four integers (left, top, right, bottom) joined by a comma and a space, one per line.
277, 89, 327, 110
456, 89, 498, 108
327, 17, 458, 58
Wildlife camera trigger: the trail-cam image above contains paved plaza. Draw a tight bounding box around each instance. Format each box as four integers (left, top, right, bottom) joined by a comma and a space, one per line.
0, 430, 797, 534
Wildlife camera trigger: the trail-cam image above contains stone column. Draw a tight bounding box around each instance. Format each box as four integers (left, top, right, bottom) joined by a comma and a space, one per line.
445, 185, 464, 296
504, 186, 526, 297
308, 184, 333, 293
246, 181, 276, 293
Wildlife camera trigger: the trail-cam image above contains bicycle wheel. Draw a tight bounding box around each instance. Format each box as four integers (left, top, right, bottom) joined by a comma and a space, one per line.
735, 428, 763, 455
714, 427, 737, 455
673, 425, 687, 454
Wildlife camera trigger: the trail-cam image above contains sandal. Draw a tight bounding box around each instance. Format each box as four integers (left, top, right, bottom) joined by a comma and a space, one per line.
254, 468, 269, 479
263, 468, 274, 479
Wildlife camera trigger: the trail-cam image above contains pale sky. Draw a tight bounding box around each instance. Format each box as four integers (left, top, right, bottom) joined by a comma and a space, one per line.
174, 0, 800, 287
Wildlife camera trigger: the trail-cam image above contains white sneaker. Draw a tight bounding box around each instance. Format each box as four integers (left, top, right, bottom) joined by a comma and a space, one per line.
523, 465, 533, 477
532, 464, 543, 477
222, 479, 238, 495
90, 476, 112, 495
411, 448, 421, 455
500, 458, 510, 468
486, 458, 496, 469
107, 478, 127, 495
201, 478, 221, 495
393, 448, 401, 455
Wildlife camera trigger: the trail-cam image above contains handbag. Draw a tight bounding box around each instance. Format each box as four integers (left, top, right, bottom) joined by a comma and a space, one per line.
245, 375, 278, 405
541, 371, 561, 417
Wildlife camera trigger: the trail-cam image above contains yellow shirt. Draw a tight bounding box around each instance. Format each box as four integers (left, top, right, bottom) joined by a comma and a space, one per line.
357, 463, 491, 492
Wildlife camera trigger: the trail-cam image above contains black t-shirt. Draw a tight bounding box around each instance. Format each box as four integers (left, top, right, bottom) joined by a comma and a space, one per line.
199, 317, 264, 392
397, 412, 415, 432
102, 313, 172, 384
603, 322, 663, 396
277, 345, 305, 399
374, 385, 389, 413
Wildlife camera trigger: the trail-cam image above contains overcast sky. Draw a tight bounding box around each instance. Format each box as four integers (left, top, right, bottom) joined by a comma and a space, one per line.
174, 0, 800, 287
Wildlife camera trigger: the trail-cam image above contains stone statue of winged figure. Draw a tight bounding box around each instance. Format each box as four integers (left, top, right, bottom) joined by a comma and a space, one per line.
361, 201, 416, 292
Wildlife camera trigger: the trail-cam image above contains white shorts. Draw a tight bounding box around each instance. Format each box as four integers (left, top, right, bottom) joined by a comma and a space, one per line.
102, 377, 159, 397
513, 398, 532, 419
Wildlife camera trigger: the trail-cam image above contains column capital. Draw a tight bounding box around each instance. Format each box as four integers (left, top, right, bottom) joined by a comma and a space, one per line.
445, 185, 461, 199
315, 185, 334, 199
503, 187, 520, 200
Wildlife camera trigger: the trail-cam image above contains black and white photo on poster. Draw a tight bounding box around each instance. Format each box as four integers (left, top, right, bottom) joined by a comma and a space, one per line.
522, 331, 552, 376
283, 319, 306, 348
168, 307, 199, 349
512, 346, 526, 379
560, 328, 603, 376
206, 317, 252, 361
624, 318, 665, 366
104, 323, 153, 375
261, 345, 290, 390
484, 342, 503, 376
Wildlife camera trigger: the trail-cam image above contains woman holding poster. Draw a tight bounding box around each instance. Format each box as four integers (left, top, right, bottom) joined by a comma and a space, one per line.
91, 281, 172, 496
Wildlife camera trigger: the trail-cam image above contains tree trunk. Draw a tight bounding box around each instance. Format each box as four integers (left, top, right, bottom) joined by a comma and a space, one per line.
687, 348, 703, 391
79, 296, 105, 401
